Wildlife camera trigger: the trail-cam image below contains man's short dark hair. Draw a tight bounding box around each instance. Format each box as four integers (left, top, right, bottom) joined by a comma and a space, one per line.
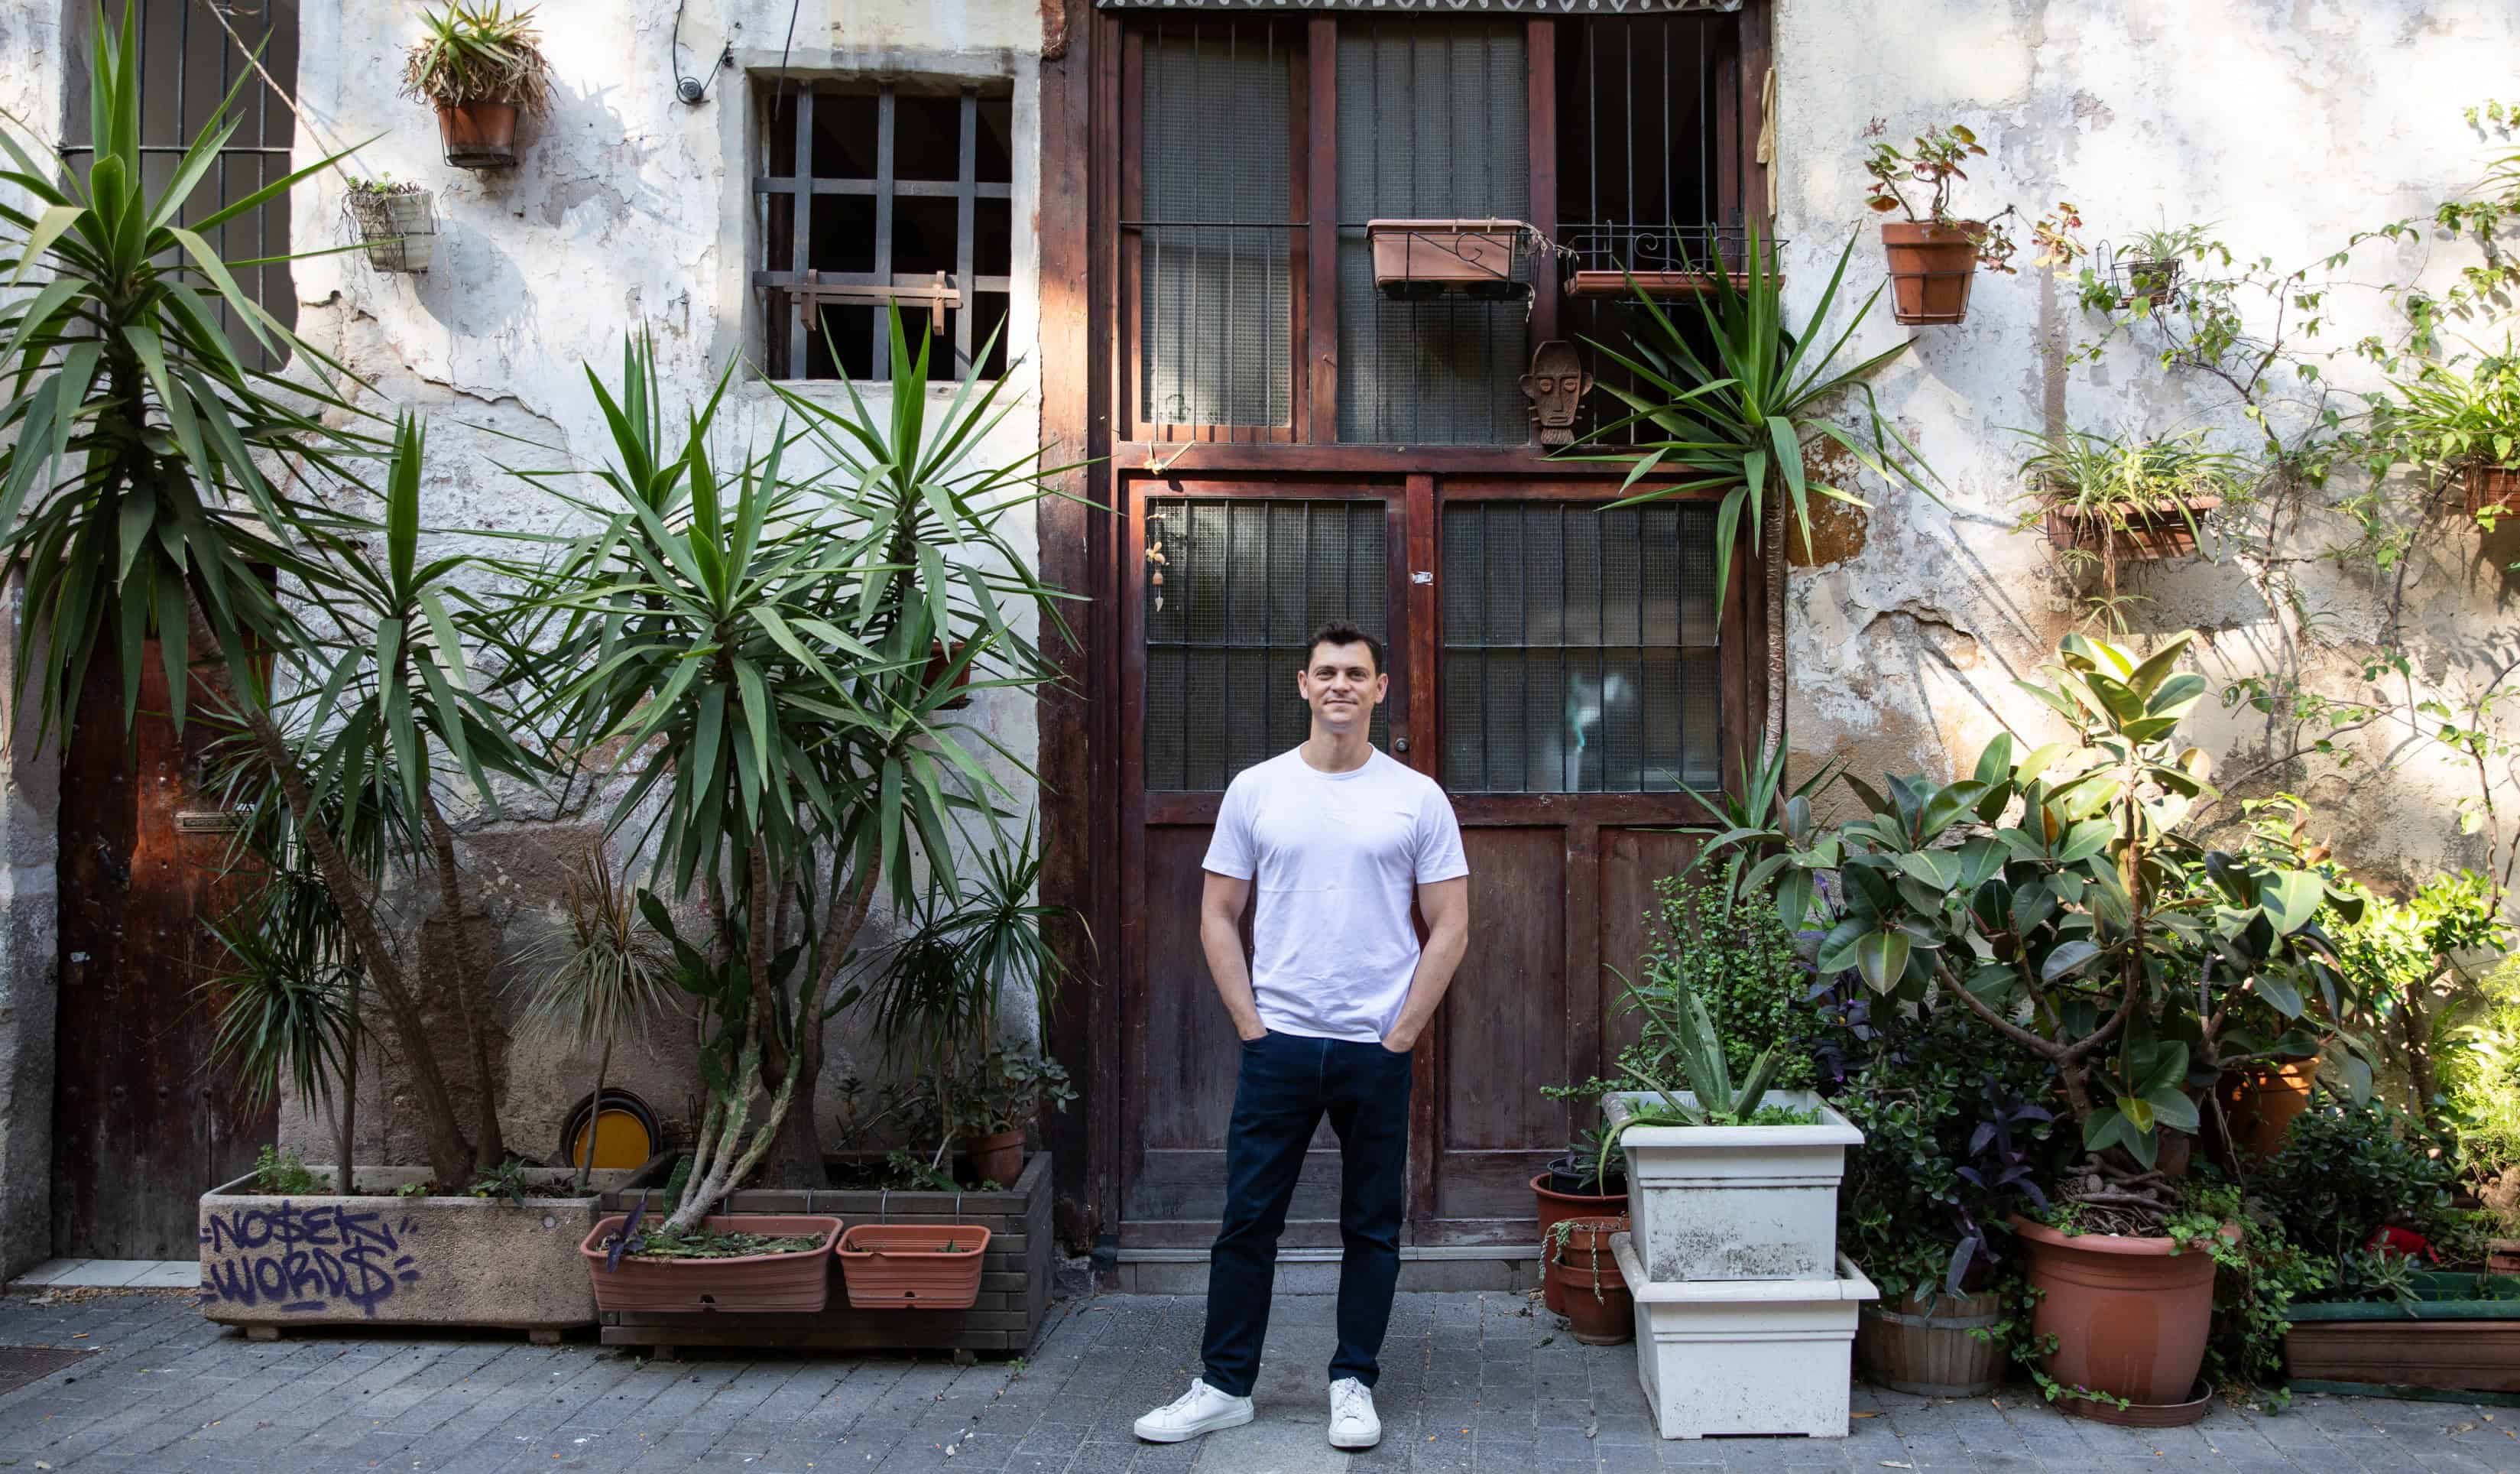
1305, 620, 1384, 676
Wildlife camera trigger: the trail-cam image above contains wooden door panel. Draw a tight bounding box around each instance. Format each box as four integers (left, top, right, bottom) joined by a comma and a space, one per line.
1598, 829, 1701, 1065
1430, 826, 1567, 1229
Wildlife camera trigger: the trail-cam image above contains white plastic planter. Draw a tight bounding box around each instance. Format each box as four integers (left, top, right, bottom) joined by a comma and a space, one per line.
1604, 1089, 1862, 1282
1612, 1232, 1876, 1440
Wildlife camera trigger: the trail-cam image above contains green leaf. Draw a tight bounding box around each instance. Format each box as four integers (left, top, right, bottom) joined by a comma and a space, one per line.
2040, 939, 2100, 982
1854, 929, 1911, 994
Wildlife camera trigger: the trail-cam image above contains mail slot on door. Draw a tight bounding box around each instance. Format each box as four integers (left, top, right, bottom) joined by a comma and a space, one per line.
174, 810, 248, 833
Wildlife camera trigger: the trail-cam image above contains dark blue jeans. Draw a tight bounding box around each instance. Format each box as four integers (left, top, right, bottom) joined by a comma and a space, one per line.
1200, 1028, 1412, 1398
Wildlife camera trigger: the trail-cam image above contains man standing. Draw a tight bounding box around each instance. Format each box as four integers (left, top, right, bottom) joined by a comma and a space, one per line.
1136, 622, 1471, 1453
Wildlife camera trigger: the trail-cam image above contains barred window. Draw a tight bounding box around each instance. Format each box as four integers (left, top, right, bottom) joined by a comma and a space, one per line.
757, 80, 1014, 382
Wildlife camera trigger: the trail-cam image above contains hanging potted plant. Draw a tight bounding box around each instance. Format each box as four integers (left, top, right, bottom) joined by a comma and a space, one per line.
2014, 427, 2248, 631
1701, 628, 2357, 1424
401, 2, 555, 170
2372, 346, 2520, 520
2110, 226, 2207, 310
1862, 121, 2019, 325
342, 177, 436, 274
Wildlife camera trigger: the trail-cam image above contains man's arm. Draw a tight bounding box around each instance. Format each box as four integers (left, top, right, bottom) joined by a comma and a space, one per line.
1382, 875, 1469, 1054
1201, 871, 1266, 1042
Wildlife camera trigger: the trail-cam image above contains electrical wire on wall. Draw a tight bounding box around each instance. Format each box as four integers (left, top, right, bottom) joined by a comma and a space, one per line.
671, 0, 738, 104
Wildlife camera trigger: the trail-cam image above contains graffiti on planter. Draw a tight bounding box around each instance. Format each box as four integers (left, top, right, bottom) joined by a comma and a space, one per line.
198, 1203, 423, 1317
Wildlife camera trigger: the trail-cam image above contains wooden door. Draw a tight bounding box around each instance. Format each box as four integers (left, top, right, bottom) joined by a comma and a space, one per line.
54, 641, 272, 1260
1114, 473, 1742, 1250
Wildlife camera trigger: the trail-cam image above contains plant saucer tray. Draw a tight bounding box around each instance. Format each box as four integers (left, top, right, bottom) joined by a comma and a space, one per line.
579, 1214, 842, 1314
2285, 1271, 2520, 1403
836, 1223, 992, 1310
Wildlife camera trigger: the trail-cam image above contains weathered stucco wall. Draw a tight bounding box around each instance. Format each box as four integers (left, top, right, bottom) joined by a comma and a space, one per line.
264, 0, 1055, 1170
1771, 0, 2520, 891
0, 0, 68, 1280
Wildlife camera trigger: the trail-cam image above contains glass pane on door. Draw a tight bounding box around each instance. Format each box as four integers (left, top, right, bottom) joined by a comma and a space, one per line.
1144, 498, 1390, 791
1442, 500, 1721, 793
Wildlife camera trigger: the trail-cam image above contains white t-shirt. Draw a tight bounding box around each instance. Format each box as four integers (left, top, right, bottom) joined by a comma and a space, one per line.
1201, 746, 1471, 1043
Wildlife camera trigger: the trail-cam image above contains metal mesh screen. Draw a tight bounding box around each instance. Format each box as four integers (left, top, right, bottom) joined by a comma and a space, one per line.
1442, 502, 1720, 793
1145, 499, 1390, 791
1335, 21, 1530, 445
1140, 23, 1293, 427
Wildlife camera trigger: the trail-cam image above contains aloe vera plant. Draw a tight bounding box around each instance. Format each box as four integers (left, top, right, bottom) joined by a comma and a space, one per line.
1596, 965, 1786, 1183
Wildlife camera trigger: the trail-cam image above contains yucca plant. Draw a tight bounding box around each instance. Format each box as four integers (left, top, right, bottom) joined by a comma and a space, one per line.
401, 2, 556, 115
517, 850, 679, 1190
2, 10, 531, 1188
506, 310, 1076, 1212
198, 862, 362, 1175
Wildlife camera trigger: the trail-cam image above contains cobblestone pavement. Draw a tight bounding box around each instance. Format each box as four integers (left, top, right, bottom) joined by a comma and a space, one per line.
3, 1285, 2517, 1472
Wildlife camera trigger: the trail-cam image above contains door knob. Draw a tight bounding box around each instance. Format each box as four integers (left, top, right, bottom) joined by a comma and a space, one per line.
1393, 737, 1410, 754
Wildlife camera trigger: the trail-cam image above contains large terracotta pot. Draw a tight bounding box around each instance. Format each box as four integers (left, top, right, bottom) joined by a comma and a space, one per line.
966, 1128, 1025, 1188
1879, 219, 1980, 325
1532, 1171, 1628, 1315
2013, 1216, 2217, 1416
437, 101, 519, 169
1544, 1216, 1632, 1346
1856, 1288, 2006, 1397
2219, 1058, 2318, 1160
836, 1223, 991, 1310
579, 1214, 842, 1314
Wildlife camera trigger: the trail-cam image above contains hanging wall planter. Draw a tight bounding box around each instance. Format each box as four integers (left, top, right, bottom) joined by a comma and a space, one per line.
401, 3, 556, 173
1862, 122, 2020, 326
836, 1224, 991, 1310
2042, 494, 2220, 561
1366, 219, 1533, 300
1879, 220, 1984, 326
344, 183, 436, 273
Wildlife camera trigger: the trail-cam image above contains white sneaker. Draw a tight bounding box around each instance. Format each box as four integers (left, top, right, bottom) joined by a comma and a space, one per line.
1328, 1377, 1380, 1450
1134, 1377, 1254, 1443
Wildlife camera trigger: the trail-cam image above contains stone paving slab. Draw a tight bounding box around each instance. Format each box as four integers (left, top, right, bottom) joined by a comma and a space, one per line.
0, 1284, 2516, 1471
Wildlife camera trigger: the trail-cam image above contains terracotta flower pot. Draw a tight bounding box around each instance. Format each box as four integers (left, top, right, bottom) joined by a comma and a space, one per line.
437, 101, 520, 169
1856, 1288, 2006, 1397
1545, 1216, 1632, 1346
2218, 1058, 2318, 1160
967, 1128, 1025, 1188
579, 1213, 842, 1314
2466, 464, 2520, 518
1532, 1171, 1627, 1315
836, 1223, 991, 1310
1880, 219, 1981, 326
2013, 1216, 2218, 1417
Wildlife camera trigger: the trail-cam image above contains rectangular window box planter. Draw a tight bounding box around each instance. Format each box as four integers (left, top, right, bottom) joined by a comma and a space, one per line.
2285, 1271, 2520, 1404
1604, 1090, 1862, 1283
199, 1165, 631, 1339
2042, 495, 2220, 561
595, 1152, 1054, 1355
1611, 1232, 1877, 1439
1365, 219, 1530, 300
580, 1215, 842, 1314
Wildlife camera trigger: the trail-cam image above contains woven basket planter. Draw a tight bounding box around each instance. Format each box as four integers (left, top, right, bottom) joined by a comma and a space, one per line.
345, 190, 435, 274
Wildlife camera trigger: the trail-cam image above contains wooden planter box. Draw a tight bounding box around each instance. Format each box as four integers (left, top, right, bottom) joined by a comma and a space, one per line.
2043, 495, 2220, 561
2287, 1271, 2520, 1404
595, 1153, 1053, 1355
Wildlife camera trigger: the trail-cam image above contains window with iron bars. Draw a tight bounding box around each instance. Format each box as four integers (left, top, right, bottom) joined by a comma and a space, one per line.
755, 80, 1014, 382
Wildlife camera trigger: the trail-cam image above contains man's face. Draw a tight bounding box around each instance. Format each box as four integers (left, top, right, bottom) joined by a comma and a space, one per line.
1297, 641, 1387, 734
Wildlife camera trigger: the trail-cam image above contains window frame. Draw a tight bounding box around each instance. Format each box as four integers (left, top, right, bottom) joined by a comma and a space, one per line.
752, 76, 1017, 384
1115, 12, 1748, 449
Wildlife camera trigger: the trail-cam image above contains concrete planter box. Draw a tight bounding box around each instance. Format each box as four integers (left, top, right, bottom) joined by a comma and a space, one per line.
1612, 1232, 1876, 1440
595, 1152, 1054, 1355
199, 1166, 629, 1339
1604, 1090, 1862, 1283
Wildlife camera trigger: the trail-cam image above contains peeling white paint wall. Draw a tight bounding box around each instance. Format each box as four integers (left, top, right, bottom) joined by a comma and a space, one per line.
1772, 0, 2520, 891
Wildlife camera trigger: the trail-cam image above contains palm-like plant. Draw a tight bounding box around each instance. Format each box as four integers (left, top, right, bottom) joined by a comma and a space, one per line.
509, 312, 1075, 1219
517, 851, 677, 1191
2, 11, 527, 1188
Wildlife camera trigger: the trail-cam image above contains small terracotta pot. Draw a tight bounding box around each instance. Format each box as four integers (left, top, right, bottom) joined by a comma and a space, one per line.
1545, 1216, 1632, 1346
2014, 1216, 2219, 1411
836, 1223, 991, 1310
437, 101, 519, 169
579, 1213, 842, 1314
2466, 464, 2520, 518
1880, 219, 1981, 325
967, 1128, 1025, 1188
1532, 1172, 1626, 1314
2218, 1058, 2319, 1161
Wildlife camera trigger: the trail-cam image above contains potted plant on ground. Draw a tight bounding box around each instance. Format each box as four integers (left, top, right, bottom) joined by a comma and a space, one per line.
1702, 629, 2353, 1423
401, 2, 555, 170
1862, 121, 2019, 325
2371, 344, 2520, 520
1542, 1215, 1633, 1345
1532, 1125, 1625, 1314
342, 177, 435, 273
2014, 427, 2250, 631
